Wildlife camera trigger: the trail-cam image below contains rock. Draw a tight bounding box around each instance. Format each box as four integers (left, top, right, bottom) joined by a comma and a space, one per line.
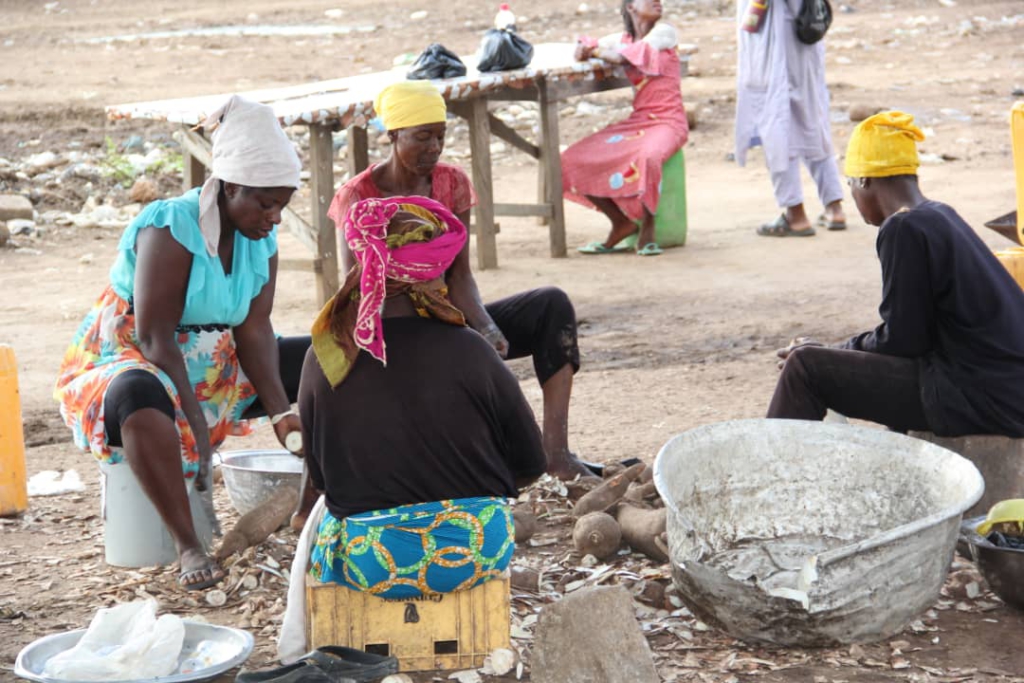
409, 10, 428, 20
447, 671, 480, 683
849, 103, 886, 122
533, 586, 660, 683
1012, 87, 1024, 98
60, 163, 104, 183
8, 219, 35, 236
0, 194, 34, 221
121, 135, 145, 153
128, 178, 160, 204
25, 151, 63, 174
381, 676, 414, 683
0, 222, 8, 247
79, 253, 94, 264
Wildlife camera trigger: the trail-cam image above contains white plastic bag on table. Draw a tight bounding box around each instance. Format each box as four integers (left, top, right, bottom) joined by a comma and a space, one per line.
43, 599, 185, 681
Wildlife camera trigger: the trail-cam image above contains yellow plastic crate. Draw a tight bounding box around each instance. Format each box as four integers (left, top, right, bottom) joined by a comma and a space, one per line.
995, 247, 1024, 290
305, 575, 511, 672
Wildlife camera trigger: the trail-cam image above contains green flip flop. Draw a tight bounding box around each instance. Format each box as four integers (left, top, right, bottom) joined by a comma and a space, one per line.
636, 242, 664, 256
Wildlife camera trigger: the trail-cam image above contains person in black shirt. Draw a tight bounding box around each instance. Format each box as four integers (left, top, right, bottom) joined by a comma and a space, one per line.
768, 111, 1024, 436
299, 195, 546, 599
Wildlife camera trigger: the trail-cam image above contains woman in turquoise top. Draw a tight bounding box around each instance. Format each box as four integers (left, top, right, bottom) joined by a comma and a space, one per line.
55, 96, 309, 590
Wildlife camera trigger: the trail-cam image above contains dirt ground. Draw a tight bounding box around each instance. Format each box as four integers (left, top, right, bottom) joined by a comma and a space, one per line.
2, 0, 1024, 680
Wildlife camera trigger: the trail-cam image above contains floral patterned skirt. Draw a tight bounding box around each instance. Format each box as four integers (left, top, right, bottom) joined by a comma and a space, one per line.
309, 497, 513, 600
53, 286, 257, 480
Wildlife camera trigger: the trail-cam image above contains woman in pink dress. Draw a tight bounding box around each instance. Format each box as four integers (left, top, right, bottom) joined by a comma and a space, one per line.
563, 0, 689, 256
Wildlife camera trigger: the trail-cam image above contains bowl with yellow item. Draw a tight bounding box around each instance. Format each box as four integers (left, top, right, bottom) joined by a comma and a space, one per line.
974, 498, 1024, 536
961, 511, 1024, 610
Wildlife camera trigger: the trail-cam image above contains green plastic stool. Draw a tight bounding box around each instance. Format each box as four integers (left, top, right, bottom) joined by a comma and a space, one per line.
622, 148, 688, 249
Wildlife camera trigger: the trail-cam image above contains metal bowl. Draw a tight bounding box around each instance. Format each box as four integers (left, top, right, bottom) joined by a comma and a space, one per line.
218, 449, 303, 516
655, 419, 984, 646
14, 620, 254, 683
961, 515, 1024, 609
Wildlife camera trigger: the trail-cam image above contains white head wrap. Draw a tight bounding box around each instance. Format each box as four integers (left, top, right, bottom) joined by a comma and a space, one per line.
196, 95, 302, 256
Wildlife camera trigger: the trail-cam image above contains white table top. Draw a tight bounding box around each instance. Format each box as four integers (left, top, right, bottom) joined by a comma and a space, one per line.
106, 43, 636, 128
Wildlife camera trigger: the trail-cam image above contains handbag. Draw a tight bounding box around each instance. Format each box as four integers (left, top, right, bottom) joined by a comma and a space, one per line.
795, 0, 832, 44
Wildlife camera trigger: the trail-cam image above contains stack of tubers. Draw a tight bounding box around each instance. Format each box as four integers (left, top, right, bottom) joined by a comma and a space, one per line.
571, 462, 669, 562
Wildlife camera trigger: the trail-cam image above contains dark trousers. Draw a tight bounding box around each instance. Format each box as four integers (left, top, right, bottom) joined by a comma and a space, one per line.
485, 287, 580, 385
104, 335, 312, 447
767, 345, 930, 433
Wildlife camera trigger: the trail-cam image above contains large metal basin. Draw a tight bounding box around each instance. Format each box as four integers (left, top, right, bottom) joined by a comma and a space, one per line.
218, 449, 303, 516
653, 419, 984, 646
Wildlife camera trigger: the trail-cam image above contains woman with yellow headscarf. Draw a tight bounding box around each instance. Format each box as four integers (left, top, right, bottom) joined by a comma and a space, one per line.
767, 111, 1024, 437
327, 82, 593, 479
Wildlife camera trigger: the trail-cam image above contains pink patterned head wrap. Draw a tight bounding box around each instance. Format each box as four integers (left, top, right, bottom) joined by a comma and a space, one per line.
311, 195, 467, 386
345, 195, 467, 364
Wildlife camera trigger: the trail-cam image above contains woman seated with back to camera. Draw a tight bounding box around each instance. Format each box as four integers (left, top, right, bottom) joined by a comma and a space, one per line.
298, 195, 547, 599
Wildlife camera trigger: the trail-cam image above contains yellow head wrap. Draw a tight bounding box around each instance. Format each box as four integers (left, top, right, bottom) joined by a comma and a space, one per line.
844, 111, 926, 179
374, 81, 447, 132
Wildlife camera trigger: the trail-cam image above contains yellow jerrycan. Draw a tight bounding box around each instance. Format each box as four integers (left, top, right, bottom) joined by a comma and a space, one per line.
0, 344, 28, 516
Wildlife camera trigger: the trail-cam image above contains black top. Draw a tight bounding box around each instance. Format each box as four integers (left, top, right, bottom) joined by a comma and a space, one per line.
298, 317, 547, 519
840, 200, 1024, 436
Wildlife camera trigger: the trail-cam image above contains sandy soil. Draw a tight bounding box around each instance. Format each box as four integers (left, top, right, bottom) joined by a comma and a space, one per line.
1, 0, 1024, 680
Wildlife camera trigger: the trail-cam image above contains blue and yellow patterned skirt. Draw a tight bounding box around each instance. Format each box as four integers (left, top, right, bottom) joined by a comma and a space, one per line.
309, 497, 513, 599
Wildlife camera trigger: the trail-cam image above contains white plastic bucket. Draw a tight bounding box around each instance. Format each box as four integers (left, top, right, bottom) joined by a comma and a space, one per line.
99, 461, 213, 568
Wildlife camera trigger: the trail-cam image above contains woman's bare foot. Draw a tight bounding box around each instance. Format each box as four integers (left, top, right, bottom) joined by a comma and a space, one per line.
178, 547, 225, 591
601, 218, 639, 249
548, 451, 600, 481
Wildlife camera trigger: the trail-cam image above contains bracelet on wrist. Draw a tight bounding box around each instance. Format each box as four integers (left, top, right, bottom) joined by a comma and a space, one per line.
270, 409, 297, 426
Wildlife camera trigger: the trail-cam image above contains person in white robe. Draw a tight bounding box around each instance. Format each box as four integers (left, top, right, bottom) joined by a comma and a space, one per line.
734, 0, 847, 236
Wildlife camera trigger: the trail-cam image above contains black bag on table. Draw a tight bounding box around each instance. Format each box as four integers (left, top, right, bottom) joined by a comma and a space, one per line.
795, 0, 833, 45
477, 28, 534, 73
407, 43, 467, 80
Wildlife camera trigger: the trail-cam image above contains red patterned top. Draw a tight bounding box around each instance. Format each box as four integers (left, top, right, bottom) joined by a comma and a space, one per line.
328, 162, 479, 229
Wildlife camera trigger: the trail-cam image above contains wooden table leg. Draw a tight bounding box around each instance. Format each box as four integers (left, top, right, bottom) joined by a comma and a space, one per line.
467, 98, 498, 270
309, 123, 339, 305
538, 80, 567, 258
537, 154, 549, 227
181, 126, 207, 190
346, 124, 369, 177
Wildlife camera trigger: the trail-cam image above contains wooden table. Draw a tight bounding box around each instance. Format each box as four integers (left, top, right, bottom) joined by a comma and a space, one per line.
108, 43, 688, 304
